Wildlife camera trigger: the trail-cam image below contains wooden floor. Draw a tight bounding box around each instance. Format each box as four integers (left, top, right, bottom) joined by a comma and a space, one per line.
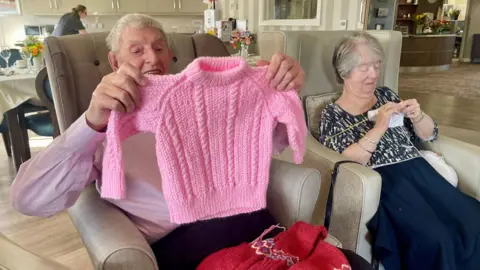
0, 135, 93, 269
0, 62, 479, 269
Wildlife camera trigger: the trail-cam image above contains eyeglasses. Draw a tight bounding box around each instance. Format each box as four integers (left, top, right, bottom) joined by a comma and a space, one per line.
355, 60, 382, 73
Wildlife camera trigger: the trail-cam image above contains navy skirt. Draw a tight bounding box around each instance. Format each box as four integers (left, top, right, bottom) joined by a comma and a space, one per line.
368, 157, 480, 270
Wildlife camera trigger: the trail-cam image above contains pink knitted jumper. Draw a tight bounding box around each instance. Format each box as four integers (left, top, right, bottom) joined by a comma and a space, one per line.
102, 57, 307, 224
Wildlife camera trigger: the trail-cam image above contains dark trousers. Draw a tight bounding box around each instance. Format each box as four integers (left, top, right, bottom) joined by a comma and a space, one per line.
151, 209, 372, 270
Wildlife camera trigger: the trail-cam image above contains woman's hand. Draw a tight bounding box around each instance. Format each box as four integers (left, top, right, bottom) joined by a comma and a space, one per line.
256, 53, 305, 92
399, 99, 422, 122
375, 102, 401, 132
85, 63, 144, 132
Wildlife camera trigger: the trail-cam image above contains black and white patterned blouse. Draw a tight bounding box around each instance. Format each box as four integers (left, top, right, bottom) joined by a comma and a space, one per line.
318, 87, 438, 168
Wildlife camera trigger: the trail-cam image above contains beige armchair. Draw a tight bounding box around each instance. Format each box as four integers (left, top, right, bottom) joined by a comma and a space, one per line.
259, 30, 480, 263
43, 32, 338, 269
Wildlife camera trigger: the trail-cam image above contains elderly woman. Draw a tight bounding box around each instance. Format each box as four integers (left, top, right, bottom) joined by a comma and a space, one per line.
318, 32, 480, 270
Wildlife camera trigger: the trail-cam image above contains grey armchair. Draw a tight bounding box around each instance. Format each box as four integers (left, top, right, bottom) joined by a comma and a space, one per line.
259, 30, 480, 263
43, 32, 338, 269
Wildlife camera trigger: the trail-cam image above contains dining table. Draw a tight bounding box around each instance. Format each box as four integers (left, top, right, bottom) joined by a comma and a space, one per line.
0, 70, 41, 171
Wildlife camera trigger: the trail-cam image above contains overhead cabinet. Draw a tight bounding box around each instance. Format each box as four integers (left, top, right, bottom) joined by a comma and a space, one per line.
86, 0, 147, 14
22, 0, 87, 15
22, 0, 206, 16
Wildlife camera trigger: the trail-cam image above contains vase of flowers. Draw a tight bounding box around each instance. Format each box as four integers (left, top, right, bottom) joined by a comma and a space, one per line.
413, 13, 429, 35
23, 36, 44, 71
231, 31, 254, 59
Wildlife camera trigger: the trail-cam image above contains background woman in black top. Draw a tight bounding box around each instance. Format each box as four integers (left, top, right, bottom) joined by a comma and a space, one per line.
51, 4, 88, 37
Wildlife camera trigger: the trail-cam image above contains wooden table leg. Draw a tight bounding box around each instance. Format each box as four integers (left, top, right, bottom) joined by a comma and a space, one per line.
5, 107, 31, 172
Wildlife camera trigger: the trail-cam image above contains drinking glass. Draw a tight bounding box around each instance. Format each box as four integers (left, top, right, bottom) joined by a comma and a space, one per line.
20, 49, 33, 74
0, 46, 11, 71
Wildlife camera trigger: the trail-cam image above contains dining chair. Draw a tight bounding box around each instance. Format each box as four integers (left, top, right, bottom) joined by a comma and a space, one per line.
0, 51, 54, 169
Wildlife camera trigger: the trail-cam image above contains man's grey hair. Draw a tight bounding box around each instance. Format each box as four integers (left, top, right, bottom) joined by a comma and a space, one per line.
332, 31, 385, 84
106, 13, 170, 52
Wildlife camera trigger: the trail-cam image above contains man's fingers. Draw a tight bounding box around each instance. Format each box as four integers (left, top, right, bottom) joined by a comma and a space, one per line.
104, 85, 136, 113
96, 93, 126, 113
116, 63, 146, 86
120, 77, 141, 109
276, 66, 299, 91
270, 57, 294, 89
266, 53, 285, 80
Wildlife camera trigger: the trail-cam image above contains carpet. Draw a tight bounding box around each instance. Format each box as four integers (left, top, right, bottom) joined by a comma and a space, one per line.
399, 63, 480, 100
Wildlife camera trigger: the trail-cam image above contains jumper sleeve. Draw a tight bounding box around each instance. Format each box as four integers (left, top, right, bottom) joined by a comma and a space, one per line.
102, 113, 139, 199
101, 111, 159, 199
11, 113, 105, 217
265, 89, 307, 164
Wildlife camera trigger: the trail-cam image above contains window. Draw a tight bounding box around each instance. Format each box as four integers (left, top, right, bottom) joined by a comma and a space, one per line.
259, 0, 323, 26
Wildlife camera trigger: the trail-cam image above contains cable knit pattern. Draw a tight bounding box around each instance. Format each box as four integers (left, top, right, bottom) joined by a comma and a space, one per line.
102, 57, 307, 224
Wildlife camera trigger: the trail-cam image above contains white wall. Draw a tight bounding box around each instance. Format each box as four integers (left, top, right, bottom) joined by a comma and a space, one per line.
0, 14, 202, 47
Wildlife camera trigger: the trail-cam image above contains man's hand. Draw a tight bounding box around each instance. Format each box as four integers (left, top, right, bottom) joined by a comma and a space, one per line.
85, 63, 145, 132
257, 53, 305, 92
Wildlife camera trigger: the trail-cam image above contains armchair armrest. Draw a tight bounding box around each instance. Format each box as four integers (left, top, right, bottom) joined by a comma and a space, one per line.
423, 135, 480, 200
68, 185, 158, 270
267, 159, 321, 227
275, 134, 381, 260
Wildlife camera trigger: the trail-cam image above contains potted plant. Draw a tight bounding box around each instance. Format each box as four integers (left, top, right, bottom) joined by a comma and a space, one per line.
23, 35, 44, 70
449, 9, 461, 20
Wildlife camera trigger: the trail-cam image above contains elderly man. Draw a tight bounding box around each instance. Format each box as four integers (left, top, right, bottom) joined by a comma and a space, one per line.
10, 13, 304, 268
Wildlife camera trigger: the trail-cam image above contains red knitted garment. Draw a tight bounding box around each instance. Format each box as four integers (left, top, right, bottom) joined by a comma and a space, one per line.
197, 222, 351, 270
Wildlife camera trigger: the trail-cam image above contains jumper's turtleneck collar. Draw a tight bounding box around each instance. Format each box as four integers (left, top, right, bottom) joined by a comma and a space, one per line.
183, 57, 250, 86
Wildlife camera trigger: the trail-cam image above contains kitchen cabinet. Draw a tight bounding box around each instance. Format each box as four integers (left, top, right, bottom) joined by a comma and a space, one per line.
21, 0, 59, 15
56, 0, 86, 13
22, 0, 86, 15
86, 0, 147, 14
116, 0, 147, 13
176, 0, 206, 13
147, 0, 176, 13
147, 0, 206, 15
85, 0, 118, 14
22, 0, 204, 16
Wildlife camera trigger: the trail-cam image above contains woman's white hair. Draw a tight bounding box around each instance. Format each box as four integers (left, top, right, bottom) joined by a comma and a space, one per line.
332, 31, 385, 84
106, 13, 169, 52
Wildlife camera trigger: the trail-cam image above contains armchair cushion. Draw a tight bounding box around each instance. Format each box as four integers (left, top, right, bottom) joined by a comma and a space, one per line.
305, 93, 341, 138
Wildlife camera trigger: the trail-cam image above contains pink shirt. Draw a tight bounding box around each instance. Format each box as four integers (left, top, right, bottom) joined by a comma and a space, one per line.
10, 113, 289, 244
